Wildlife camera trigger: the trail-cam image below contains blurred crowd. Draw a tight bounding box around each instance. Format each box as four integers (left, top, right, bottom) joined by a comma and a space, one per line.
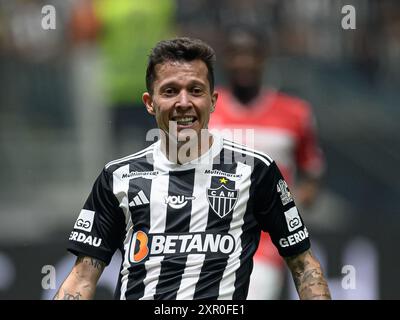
0, 0, 399, 131
0, 0, 399, 241
1, 0, 399, 84
0, 0, 399, 300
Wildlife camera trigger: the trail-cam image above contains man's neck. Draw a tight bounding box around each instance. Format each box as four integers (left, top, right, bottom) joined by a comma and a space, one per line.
160, 131, 214, 165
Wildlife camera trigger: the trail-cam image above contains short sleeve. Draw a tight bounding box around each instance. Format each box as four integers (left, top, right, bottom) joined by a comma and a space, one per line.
253, 160, 311, 257
67, 168, 126, 265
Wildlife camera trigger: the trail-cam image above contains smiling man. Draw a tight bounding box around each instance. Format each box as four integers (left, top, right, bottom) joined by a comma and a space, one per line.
142, 48, 217, 164
54, 37, 331, 300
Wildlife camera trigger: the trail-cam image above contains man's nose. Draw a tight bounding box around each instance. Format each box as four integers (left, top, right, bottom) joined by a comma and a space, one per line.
176, 90, 191, 109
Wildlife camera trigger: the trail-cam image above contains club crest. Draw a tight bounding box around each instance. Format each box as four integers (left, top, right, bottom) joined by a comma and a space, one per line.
207, 185, 239, 218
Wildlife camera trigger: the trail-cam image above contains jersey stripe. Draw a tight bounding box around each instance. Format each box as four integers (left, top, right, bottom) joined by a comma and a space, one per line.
223, 139, 273, 164
193, 154, 237, 299
119, 220, 133, 300
142, 160, 170, 299
223, 144, 272, 167
223, 138, 273, 162
124, 158, 155, 300
218, 161, 252, 299
110, 164, 131, 299
175, 163, 213, 299
105, 144, 155, 169
233, 163, 261, 299
154, 169, 196, 299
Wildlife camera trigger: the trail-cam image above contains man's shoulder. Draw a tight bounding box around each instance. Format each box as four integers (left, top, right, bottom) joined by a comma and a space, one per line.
104, 143, 156, 173
221, 138, 274, 168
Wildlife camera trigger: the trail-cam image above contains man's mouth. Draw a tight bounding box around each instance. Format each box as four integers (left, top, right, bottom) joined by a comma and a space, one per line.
171, 116, 197, 126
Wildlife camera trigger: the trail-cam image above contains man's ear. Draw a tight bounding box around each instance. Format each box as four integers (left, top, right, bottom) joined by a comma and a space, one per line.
210, 91, 218, 113
142, 92, 155, 115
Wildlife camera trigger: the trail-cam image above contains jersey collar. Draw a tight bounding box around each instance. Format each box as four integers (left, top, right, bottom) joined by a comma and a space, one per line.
153, 132, 223, 171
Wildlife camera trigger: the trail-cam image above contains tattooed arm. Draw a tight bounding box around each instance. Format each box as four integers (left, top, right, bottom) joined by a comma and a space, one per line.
285, 249, 331, 300
54, 255, 105, 300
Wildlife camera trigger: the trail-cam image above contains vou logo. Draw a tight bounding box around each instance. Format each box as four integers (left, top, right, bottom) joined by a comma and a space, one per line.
165, 195, 196, 209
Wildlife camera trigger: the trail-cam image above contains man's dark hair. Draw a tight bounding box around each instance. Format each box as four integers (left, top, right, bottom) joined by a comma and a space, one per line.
223, 24, 269, 56
146, 37, 216, 94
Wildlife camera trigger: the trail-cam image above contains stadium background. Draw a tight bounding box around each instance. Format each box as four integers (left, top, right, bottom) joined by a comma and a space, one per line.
0, 0, 399, 299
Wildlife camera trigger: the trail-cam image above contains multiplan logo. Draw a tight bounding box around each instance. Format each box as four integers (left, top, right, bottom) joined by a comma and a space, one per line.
121, 170, 159, 180
203, 169, 242, 181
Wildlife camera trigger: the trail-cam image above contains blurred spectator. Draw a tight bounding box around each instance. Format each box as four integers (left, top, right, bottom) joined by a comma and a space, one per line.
176, 0, 278, 56
0, 0, 74, 127
209, 26, 325, 299
377, 1, 400, 82
94, 0, 175, 106
92, 0, 176, 155
0, 0, 70, 62
69, 0, 101, 44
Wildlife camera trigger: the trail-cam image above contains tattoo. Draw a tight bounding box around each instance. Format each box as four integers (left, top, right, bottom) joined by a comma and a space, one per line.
77, 256, 105, 271
285, 249, 331, 300
61, 289, 82, 300
54, 289, 82, 300
53, 256, 103, 300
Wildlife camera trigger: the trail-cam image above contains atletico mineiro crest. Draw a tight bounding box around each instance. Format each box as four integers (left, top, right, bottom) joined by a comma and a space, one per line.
207, 185, 239, 218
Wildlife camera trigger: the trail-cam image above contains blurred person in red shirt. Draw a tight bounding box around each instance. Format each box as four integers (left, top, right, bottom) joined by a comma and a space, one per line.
209, 26, 325, 299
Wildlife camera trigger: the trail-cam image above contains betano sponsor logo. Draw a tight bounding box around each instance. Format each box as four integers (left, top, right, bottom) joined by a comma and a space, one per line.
279, 228, 309, 248
129, 231, 236, 263
69, 231, 102, 247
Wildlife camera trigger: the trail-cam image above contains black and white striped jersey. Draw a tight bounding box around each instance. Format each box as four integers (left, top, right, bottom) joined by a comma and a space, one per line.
67, 134, 310, 300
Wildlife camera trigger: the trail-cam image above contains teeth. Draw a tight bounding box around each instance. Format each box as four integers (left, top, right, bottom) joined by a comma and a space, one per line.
175, 117, 195, 124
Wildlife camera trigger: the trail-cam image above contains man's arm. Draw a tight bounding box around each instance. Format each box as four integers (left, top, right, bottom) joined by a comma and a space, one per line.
54, 255, 105, 300
285, 249, 331, 300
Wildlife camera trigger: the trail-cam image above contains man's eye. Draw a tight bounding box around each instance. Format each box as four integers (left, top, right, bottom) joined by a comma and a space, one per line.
192, 87, 203, 95
163, 88, 175, 95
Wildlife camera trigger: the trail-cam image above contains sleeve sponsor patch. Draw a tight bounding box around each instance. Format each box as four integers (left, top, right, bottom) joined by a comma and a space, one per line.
277, 179, 293, 205
74, 209, 95, 232
284, 207, 302, 232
